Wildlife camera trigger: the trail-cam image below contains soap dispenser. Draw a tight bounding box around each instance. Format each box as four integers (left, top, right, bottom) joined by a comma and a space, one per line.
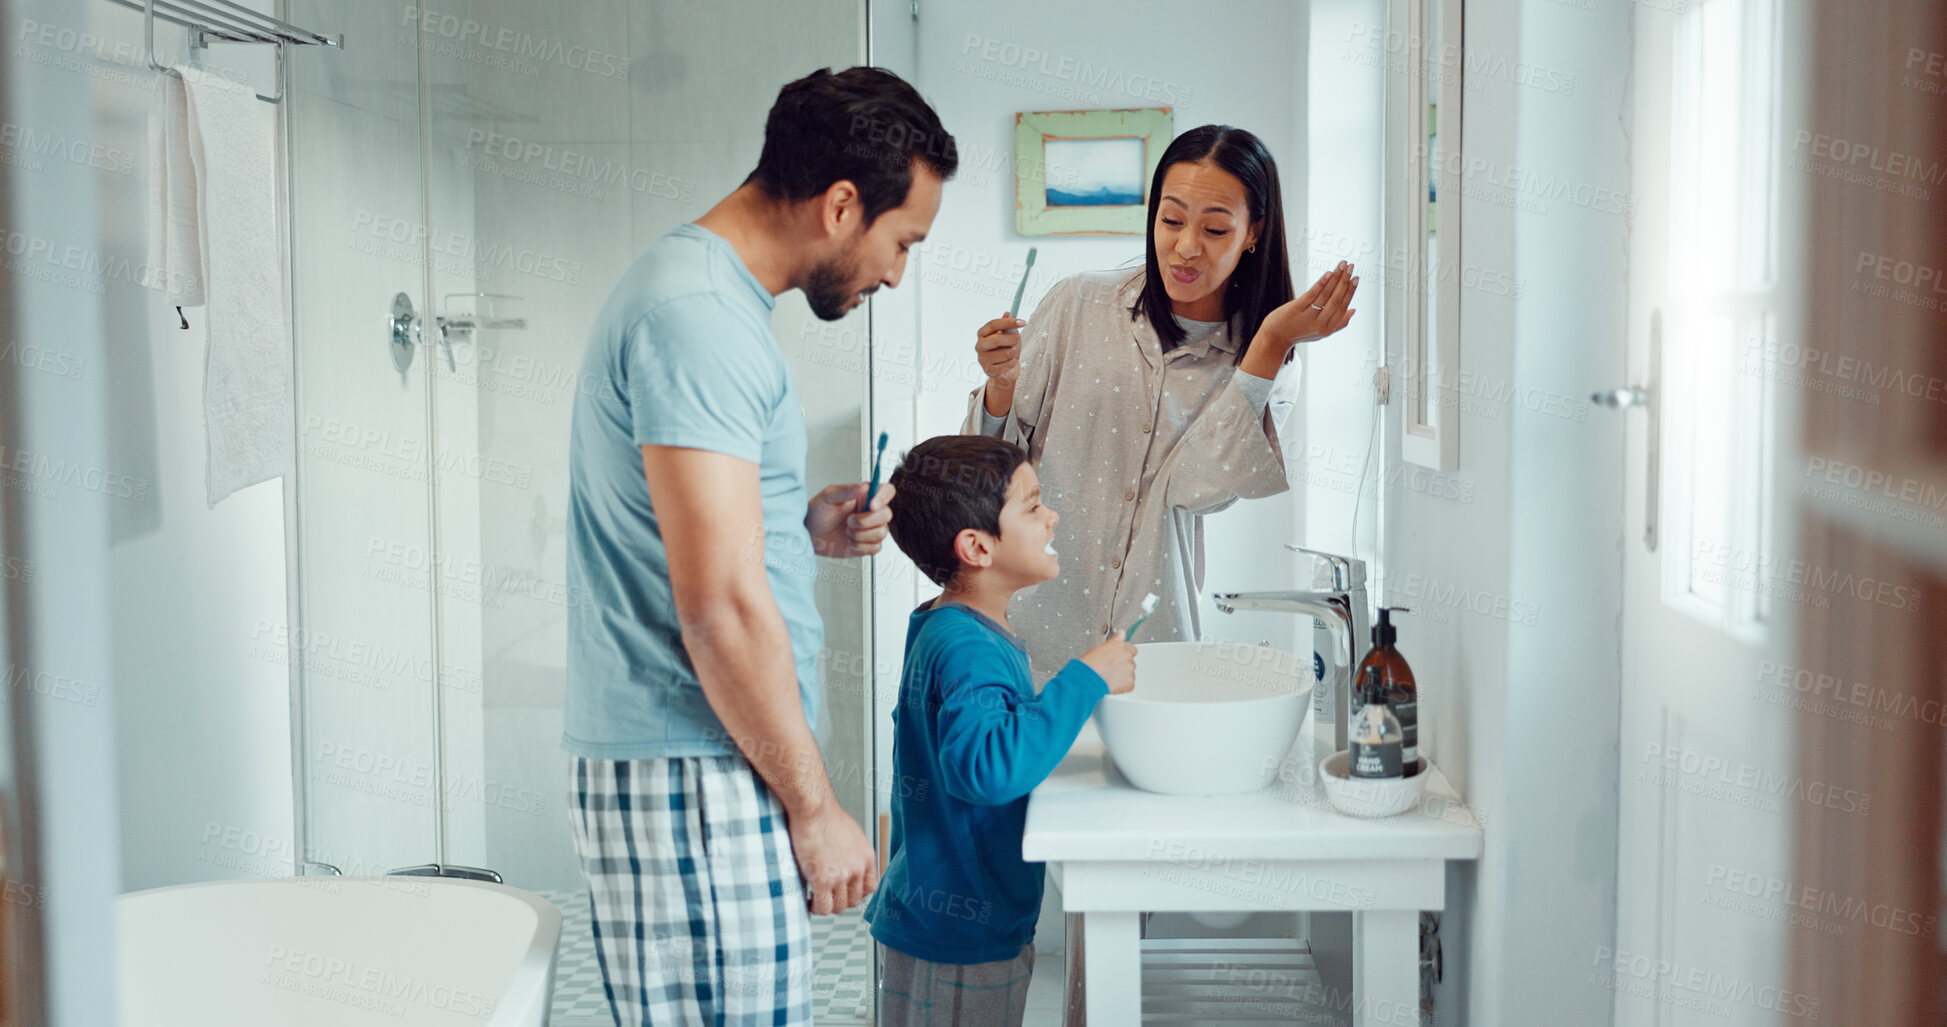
1349, 664, 1404, 780
1355, 607, 1418, 776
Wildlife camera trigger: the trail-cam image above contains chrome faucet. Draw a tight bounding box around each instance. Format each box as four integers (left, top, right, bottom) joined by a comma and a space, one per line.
1212, 546, 1371, 760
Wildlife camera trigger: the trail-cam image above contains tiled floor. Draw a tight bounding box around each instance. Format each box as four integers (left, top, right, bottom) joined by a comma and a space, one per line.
541, 893, 1337, 1026
540, 888, 876, 1026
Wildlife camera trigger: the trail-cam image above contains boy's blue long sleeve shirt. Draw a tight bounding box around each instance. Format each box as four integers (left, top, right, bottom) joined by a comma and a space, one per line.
865, 600, 1108, 965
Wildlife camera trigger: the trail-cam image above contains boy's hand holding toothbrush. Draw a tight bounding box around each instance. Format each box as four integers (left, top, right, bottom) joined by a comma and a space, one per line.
1083, 592, 1156, 696
1081, 636, 1137, 695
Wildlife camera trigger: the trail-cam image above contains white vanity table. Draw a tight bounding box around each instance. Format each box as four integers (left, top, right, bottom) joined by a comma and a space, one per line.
1024, 723, 1483, 1026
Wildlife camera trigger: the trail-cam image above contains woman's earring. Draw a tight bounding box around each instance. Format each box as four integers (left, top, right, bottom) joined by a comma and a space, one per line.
1248, 244, 1257, 253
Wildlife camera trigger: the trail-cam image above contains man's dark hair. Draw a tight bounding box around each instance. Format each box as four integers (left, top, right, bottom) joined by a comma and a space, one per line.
746, 67, 959, 225
887, 436, 1028, 587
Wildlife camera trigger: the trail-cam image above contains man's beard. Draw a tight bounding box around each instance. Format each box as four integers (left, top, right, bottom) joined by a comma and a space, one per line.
804, 254, 868, 321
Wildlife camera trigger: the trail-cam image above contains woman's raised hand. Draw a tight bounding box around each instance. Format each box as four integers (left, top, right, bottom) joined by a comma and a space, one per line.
1259, 261, 1360, 348
975, 313, 1027, 416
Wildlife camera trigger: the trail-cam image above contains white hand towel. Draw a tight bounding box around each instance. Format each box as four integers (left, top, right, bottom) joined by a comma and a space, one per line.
145, 70, 204, 304
165, 67, 294, 507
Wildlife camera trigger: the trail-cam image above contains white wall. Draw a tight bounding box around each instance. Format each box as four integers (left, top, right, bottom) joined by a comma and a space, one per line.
1372, 0, 1632, 1021
905, 0, 1313, 655
3, 1, 295, 894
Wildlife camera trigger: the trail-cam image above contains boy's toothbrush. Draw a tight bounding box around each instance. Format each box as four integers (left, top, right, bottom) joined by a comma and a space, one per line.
859, 431, 889, 512
1007, 247, 1038, 327
1123, 592, 1159, 641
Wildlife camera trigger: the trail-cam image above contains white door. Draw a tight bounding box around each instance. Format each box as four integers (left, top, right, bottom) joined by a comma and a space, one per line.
1611, 0, 1812, 1023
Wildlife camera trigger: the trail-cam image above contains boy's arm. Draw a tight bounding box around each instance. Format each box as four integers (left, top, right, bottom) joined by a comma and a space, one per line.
935, 640, 1109, 807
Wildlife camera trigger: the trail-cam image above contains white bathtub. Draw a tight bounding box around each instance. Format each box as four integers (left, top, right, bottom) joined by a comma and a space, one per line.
117, 876, 562, 1027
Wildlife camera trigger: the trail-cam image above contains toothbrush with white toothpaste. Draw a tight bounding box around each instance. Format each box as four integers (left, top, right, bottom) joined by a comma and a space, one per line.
1123, 592, 1159, 641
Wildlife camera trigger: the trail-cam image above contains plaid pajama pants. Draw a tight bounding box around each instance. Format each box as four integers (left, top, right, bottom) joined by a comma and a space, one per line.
569, 755, 813, 1026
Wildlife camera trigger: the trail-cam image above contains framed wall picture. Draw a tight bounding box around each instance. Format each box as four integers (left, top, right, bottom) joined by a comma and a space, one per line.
1015, 107, 1173, 236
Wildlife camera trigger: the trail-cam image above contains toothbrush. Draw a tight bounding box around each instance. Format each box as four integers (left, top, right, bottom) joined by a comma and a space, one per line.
859, 431, 889, 512
1123, 592, 1159, 641
1007, 247, 1038, 327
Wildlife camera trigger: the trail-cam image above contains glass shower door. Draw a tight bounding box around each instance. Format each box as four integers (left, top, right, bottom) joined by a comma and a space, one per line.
285, 0, 442, 879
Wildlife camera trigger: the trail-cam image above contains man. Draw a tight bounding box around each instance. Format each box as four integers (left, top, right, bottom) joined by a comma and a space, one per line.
563, 67, 956, 1026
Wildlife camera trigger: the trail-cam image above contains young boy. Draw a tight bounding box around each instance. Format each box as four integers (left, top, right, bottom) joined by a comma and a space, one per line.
865, 435, 1137, 1026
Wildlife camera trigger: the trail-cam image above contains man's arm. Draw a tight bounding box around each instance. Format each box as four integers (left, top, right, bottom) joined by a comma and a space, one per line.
641, 443, 877, 915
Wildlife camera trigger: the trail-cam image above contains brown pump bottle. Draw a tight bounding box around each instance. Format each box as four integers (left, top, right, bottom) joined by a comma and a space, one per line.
1354, 607, 1418, 776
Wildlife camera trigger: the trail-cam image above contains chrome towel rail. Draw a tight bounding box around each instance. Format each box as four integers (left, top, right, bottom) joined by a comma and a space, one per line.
102, 0, 342, 103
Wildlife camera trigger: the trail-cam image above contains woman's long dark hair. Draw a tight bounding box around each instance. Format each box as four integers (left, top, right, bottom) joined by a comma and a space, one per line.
1131, 125, 1295, 362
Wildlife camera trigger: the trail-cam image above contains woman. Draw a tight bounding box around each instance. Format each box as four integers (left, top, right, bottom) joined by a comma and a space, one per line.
964, 124, 1359, 682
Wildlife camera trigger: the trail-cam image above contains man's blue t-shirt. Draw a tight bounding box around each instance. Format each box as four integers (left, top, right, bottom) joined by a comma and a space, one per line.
562, 223, 821, 759
865, 601, 1108, 965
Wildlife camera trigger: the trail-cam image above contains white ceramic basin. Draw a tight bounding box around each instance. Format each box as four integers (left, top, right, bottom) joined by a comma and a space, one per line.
1095, 642, 1312, 796
117, 876, 561, 1026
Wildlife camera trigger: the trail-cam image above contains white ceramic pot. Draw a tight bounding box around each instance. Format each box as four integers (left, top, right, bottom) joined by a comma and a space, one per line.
1319, 750, 1430, 818
1095, 642, 1312, 796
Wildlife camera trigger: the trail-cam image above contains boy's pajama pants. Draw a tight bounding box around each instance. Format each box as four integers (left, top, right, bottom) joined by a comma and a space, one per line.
569, 755, 813, 1027
878, 944, 1035, 1027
